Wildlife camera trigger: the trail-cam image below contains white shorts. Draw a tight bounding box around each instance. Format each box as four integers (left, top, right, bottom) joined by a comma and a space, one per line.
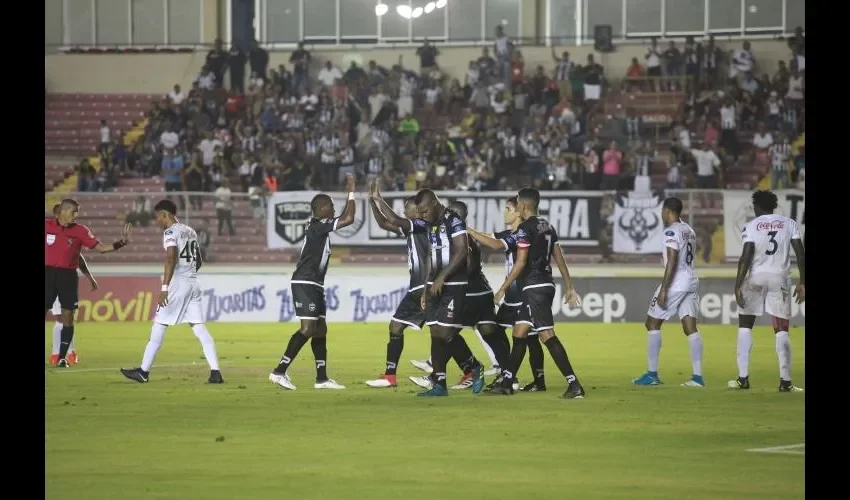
154, 279, 204, 326
51, 298, 61, 316
646, 285, 699, 321
738, 275, 792, 320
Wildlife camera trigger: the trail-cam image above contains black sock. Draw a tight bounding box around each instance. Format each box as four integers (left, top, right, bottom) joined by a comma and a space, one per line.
430, 336, 449, 389
58, 326, 75, 360
509, 336, 528, 382
482, 329, 514, 381
311, 337, 328, 381
386, 333, 404, 375
527, 334, 545, 382
448, 334, 479, 372
543, 335, 578, 383
273, 331, 309, 374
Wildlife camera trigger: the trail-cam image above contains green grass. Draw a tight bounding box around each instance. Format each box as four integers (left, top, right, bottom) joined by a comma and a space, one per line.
45, 322, 805, 500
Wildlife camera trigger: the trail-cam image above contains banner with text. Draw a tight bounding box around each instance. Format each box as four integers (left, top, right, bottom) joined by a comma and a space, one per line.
266, 191, 604, 250
611, 190, 664, 254
723, 189, 806, 260
65, 274, 804, 326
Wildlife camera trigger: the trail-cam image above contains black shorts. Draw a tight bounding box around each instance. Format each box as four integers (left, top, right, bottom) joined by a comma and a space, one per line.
425, 285, 466, 329
391, 289, 426, 330
517, 285, 556, 333
45, 266, 79, 311
496, 303, 521, 328
291, 283, 326, 320
461, 291, 498, 328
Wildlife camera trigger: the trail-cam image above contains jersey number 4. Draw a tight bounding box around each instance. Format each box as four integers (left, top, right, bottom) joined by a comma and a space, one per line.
179, 240, 200, 263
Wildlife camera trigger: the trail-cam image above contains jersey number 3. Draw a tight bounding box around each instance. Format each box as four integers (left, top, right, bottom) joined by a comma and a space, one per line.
179, 240, 200, 263
765, 231, 778, 256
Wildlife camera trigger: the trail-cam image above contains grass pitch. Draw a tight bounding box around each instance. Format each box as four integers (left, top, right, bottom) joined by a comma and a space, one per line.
45, 322, 805, 500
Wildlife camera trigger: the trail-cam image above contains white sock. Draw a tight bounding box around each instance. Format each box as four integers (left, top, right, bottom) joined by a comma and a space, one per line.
475, 328, 499, 367
737, 328, 753, 378
775, 331, 791, 381
192, 324, 220, 371
647, 330, 662, 373
51, 321, 62, 355
687, 332, 703, 377
141, 323, 168, 372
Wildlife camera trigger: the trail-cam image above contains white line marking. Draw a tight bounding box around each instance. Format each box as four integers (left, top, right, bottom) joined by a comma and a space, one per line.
747, 443, 805, 455
47, 362, 208, 374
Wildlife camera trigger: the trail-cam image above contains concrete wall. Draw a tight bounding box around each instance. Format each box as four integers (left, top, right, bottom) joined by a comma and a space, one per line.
46, 39, 793, 94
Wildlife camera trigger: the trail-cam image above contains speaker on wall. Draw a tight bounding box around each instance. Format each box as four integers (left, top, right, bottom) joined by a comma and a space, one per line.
594, 24, 614, 52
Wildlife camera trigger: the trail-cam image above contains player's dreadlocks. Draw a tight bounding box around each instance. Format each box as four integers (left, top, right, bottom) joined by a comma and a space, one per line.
752, 190, 779, 213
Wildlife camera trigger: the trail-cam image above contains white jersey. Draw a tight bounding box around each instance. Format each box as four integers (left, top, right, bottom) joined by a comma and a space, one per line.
662, 221, 699, 292
163, 222, 200, 282
742, 214, 801, 279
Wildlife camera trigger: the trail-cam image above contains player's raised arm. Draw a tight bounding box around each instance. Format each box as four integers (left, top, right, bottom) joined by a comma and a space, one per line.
468, 227, 509, 250
790, 222, 805, 304
734, 225, 756, 307
77, 254, 98, 291
370, 181, 412, 230
334, 173, 358, 230
552, 243, 580, 307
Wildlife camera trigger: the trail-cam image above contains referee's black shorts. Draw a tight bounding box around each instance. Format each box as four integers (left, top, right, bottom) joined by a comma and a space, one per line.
45, 266, 79, 311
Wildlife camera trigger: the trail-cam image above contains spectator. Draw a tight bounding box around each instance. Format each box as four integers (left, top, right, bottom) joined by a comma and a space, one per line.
197, 65, 216, 91
645, 38, 663, 91
416, 39, 439, 75
227, 45, 246, 93
769, 133, 792, 189
551, 47, 574, 100
249, 39, 269, 82
624, 57, 644, 92
162, 148, 185, 210
751, 122, 773, 164
289, 42, 311, 94
205, 38, 228, 87
184, 156, 205, 211
317, 61, 343, 89
493, 25, 513, 87
196, 219, 211, 262
583, 54, 604, 104
99, 120, 111, 156
691, 142, 720, 189
729, 41, 755, 82
663, 41, 682, 91
601, 141, 622, 190
214, 180, 235, 236
167, 84, 185, 106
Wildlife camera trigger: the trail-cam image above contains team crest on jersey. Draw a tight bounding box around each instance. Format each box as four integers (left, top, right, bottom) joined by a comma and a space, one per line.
46, 234, 55, 245
274, 202, 312, 244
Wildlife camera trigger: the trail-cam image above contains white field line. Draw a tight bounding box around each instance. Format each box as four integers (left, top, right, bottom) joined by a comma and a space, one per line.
46, 362, 215, 374
746, 443, 805, 455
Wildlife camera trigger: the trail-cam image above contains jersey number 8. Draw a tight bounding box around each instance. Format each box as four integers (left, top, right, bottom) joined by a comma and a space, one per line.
179, 240, 200, 263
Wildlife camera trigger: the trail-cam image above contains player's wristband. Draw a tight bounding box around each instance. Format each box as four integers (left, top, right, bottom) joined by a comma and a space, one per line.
161, 285, 169, 292
348, 192, 355, 201
113, 240, 127, 250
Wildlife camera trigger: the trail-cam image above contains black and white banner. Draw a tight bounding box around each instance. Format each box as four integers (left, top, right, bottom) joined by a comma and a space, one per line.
266, 190, 604, 249
723, 189, 805, 260
610, 190, 664, 254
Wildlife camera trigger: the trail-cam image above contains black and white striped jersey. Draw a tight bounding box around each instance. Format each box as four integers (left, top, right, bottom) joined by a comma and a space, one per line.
401, 218, 430, 292
495, 229, 522, 305
420, 208, 468, 287
291, 217, 340, 287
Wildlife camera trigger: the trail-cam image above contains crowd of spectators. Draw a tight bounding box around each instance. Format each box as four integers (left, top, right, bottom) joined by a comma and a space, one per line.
76, 29, 805, 230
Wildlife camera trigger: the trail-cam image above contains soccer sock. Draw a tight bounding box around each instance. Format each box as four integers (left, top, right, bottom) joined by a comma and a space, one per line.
69, 337, 76, 353
775, 331, 792, 381
430, 336, 449, 389
274, 331, 310, 375
509, 336, 528, 380
141, 323, 168, 372
51, 321, 62, 355
527, 334, 545, 381
737, 328, 753, 378
475, 328, 499, 367
687, 332, 703, 377
647, 330, 662, 374
543, 335, 578, 383
481, 330, 513, 380
311, 337, 328, 381
385, 333, 404, 375
58, 326, 75, 360
191, 324, 220, 371
449, 334, 480, 372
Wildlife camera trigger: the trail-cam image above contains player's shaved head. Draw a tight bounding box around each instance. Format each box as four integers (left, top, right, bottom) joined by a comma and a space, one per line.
415, 189, 442, 223
752, 190, 778, 215
662, 197, 683, 215
311, 194, 332, 213
414, 189, 437, 206
404, 196, 416, 208
447, 200, 468, 220
154, 199, 178, 215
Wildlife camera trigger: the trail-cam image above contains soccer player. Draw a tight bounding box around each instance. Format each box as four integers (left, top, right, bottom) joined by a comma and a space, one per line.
120, 200, 223, 384
493, 187, 585, 399
729, 190, 805, 392
632, 197, 704, 388
46, 204, 97, 365
46, 198, 130, 368
376, 188, 486, 396
364, 194, 429, 388
469, 196, 548, 392
269, 174, 357, 391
